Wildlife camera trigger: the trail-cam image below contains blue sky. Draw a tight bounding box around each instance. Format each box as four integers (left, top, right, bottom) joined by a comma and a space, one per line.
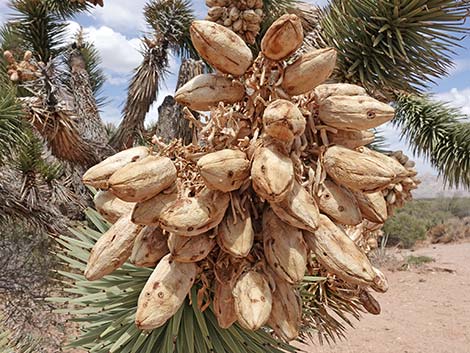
0, 0, 469, 177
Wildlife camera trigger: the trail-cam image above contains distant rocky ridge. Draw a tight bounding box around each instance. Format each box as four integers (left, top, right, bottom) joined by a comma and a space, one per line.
412, 174, 470, 199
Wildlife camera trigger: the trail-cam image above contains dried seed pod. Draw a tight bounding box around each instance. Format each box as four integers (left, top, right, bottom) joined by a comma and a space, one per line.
93, 190, 135, 224
328, 129, 375, 149
135, 254, 197, 330
319, 95, 395, 131
267, 275, 302, 341
314, 83, 367, 103
371, 266, 389, 293
324, 145, 408, 192
360, 147, 412, 178
197, 149, 250, 192
85, 215, 143, 281
208, 6, 225, 18
261, 14, 303, 61
271, 181, 320, 232
217, 209, 254, 258
82, 146, 150, 189
263, 209, 308, 284
317, 180, 362, 225
354, 191, 388, 224
304, 215, 381, 290
206, 0, 229, 6
282, 48, 337, 96
262, 99, 306, 143
167, 232, 216, 263
108, 156, 177, 202
251, 142, 294, 203
213, 281, 237, 329
175, 74, 245, 111
130, 226, 169, 267
232, 270, 272, 330
190, 20, 253, 76
131, 188, 178, 225
159, 188, 230, 236
359, 289, 381, 315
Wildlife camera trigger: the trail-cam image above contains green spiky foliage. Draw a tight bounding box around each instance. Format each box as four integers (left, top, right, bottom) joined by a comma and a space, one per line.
301, 275, 364, 345
144, 0, 196, 59
0, 82, 25, 163
52, 209, 297, 353
320, 0, 470, 98
8, 0, 69, 62
110, 0, 197, 150
394, 93, 470, 188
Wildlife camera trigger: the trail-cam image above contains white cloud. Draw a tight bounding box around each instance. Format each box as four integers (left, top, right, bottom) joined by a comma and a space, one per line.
435, 88, 470, 116
449, 59, 470, 75
86, 0, 148, 33
82, 25, 142, 74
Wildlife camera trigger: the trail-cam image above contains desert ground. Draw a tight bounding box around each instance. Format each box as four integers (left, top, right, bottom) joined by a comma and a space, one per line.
302, 242, 470, 353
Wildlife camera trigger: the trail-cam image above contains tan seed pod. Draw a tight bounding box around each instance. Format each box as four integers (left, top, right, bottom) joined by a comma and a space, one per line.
197, 149, 250, 192
23, 50, 33, 61
159, 188, 230, 236
360, 147, 412, 178
229, 7, 240, 21
314, 83, 367, 103
3, 50, 15, 64
93, 190, 135, 224
175, 74, 245, 111
167, 232, 216, 263
232, 270, 272, 330
208, 6, 225, 18
262, 99, 306, 143
130, 226, 169, 267
251, 143, 294, 203
328, 129, 375, 149
324, 145, 408, 192
232, 18, 243, 32
82, 146, 150, 189
242, 9, 259, 23
135, 254, 197, 330
267, 276, 302, 341
371, 267, 389, 293
271, 181, 320, 232
206, 0, 229, 6
282, 48, 337, 96
217, 209, 254, 258
304, 215, 381, 290
131, 187, 178, 225
261, 14, 303, 61
317, 180, 362, 225
354, 191, 388, 224
85, 215, 143, 281
108, 156, 177, 203
263, 209, 307, 284
318, 95, 395, 131
190, 20, 253, 76
359, 289, 381, 315
213, 281, 238, 329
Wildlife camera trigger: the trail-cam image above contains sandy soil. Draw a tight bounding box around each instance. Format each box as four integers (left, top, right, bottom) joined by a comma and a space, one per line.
303, 242, 470, 353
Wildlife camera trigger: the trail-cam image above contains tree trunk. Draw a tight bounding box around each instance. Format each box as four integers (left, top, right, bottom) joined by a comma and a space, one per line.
110, 38, 167, 150
68, 47, 114, 159
154, 58, 204, 143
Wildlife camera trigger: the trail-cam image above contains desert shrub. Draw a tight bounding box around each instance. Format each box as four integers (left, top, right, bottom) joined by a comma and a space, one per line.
428, 216, 470, 244
383, 213, 427, 248
383, 197, 470, 248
